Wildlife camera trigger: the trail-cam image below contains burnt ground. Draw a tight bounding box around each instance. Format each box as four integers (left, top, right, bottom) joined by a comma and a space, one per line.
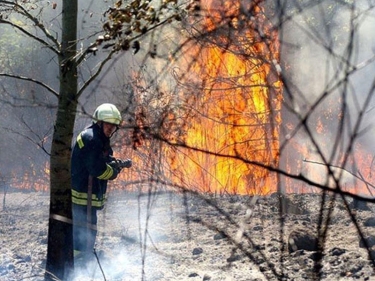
1, 190, 375, 281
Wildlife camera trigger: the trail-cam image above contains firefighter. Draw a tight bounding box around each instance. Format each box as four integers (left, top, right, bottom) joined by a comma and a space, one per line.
71, 103, 131, 261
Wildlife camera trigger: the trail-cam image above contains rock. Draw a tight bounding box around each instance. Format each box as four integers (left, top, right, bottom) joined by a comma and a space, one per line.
349, 263, 364, 275
363, 218, 375, 227
253, 225, 263, 231
192, 247, 203, 255
350, 198, 371, 211
227, 254, 241, 262
359, 235, 375, 248
288, 228, 318, 253
330, 247, 346, 256
213, 231, 227, 240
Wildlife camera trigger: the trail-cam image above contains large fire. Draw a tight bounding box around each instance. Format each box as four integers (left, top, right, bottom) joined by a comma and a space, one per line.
161, 0, 281, 195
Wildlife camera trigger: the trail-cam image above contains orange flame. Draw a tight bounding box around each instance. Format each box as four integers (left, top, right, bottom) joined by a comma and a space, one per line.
159, 0, 282, 195
8, 161, 49, 191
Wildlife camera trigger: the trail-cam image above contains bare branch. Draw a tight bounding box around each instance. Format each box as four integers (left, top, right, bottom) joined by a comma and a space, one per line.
0, 73, 58, 98
0, 1, 61, 54
3, 124, 51, 156
77, 48, 117, 98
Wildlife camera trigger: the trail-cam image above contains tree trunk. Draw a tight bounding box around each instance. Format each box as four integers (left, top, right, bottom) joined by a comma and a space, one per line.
45, 1, 78, 280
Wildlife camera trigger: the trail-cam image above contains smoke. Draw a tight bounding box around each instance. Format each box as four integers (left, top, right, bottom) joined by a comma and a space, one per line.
277, 0, 375, 191
70, 191, 184, 281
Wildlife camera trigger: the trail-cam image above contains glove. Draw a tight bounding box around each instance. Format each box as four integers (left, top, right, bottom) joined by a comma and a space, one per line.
108, 162, 121, 180
119, 159, 132, 168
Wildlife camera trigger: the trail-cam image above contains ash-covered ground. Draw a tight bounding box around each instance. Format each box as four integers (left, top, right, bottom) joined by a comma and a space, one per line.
1, 189, 375, 281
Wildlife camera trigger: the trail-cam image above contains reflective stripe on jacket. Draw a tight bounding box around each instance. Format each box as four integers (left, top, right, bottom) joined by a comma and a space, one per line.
71, 189, 107, 208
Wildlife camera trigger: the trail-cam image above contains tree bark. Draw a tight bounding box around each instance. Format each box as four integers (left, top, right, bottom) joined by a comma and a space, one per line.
45, 1, 78, 280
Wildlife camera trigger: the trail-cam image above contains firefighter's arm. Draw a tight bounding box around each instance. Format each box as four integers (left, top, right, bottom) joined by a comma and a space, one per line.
82, 137, 119, 180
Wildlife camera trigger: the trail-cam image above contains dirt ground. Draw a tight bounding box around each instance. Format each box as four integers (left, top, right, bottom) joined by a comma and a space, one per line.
1, 190, 375, 281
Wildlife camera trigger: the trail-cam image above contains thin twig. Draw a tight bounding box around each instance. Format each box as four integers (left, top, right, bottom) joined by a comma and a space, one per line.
93, 248, 107, 281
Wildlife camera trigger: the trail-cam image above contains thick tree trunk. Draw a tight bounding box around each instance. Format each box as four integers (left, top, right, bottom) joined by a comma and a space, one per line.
45, 1, 78, 280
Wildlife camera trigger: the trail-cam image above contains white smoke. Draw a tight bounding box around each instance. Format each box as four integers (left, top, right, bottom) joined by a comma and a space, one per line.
276, 0, 375, 191
70, 191, 184, 281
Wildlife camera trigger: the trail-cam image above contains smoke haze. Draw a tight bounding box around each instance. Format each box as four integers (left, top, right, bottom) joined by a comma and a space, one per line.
278, 0, 375, 191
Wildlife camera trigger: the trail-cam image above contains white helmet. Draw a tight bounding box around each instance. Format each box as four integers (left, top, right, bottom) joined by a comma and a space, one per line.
93, 103, 122, 125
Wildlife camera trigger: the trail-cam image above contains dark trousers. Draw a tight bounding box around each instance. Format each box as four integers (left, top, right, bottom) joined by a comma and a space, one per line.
72, 203, 98, 254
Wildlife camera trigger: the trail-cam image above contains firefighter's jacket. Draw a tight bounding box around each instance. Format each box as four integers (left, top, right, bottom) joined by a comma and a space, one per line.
71, 123, 116, 209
